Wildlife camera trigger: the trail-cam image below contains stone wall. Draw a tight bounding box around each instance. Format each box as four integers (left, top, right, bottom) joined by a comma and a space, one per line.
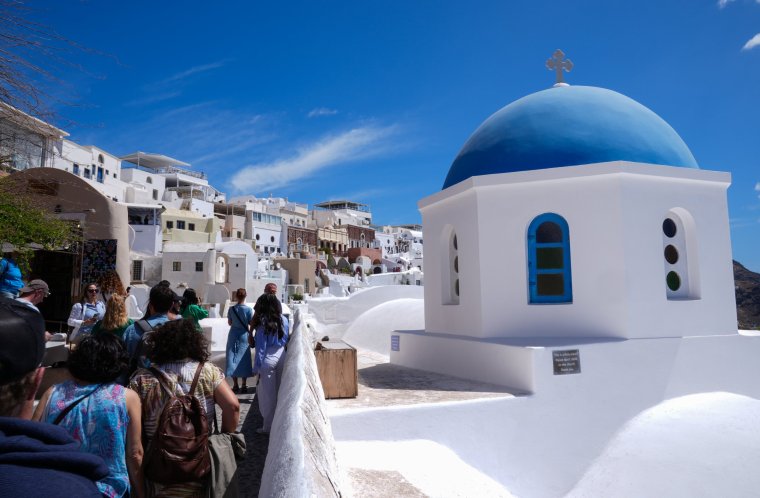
259, 308, 344, 497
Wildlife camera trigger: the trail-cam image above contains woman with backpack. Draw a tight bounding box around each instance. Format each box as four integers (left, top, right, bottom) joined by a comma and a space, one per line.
33, 333, 144, 498
226, 288, 254, 394
250, 293, 289, 435
129, 319, 239, 496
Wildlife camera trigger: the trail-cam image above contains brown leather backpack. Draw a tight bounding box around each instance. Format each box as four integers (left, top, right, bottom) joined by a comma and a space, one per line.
144, 363, 211, 484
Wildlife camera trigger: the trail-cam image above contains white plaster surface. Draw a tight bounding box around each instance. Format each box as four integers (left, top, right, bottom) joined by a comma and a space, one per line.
329, 324, 760, 496
567, 393, 760, 498
336, 440, 514, 497
307, 286, 424, 339
421, 162, 736, 341
343, 298, 425, 354
259, 310, 342, 498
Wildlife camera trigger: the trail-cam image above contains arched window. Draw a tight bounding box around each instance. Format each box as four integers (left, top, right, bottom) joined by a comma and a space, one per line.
98, 154, 104, 164
527, 213, 572, 303
146, 177, 153, 184
662, 208, 699, 299
441, 226, 459, 305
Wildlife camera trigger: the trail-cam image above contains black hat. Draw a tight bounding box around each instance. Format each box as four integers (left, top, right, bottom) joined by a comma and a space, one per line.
0, 297, 45, 384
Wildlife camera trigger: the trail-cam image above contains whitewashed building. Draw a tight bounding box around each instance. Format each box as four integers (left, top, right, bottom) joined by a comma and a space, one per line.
391, 84, 737, 393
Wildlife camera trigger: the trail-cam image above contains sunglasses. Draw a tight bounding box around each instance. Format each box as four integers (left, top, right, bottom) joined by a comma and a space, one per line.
87, 288, 98, 293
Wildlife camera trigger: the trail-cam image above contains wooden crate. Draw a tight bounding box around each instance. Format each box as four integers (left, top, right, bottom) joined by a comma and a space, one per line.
314, 340, 358, 399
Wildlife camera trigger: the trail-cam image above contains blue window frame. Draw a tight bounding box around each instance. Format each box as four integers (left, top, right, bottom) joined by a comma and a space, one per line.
527, 213, 572, 303
73, 163, 80, 176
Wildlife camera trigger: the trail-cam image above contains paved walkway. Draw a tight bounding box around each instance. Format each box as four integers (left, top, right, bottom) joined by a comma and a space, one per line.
223, 381, 269, 498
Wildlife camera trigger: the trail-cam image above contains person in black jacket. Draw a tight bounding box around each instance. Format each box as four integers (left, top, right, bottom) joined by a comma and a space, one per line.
0, 297, 109, 497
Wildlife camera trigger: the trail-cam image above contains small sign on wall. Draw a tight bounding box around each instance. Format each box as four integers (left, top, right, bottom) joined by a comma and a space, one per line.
552, 349, 581, 375
391, 335, 400, 352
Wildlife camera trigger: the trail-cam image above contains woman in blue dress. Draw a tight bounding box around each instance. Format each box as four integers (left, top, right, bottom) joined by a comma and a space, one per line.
226, 288, 254, 393
34, 333, 143, 498
251, 293, 289, 434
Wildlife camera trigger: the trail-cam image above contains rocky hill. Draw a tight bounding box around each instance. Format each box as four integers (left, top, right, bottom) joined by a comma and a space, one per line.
735, 261, 760, 330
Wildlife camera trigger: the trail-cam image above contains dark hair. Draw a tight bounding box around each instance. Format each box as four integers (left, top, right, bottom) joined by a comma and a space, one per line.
258, 294, 284, 339
79, 282, 100, 303
149, 284, 174, 314
148, 319, 209, 364
180, 288, 199, 313
235, 288, 247, 302
68, 333, 127, 383
158, 280, 171, 288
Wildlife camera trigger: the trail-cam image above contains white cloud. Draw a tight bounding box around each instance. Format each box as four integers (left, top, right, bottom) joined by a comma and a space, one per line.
229, 125, 398, 193
159, 60, 229, 85
124, 91, 181, 107
308, 107, 339, 118
742, 33, 760, 50
719, 0, 760, 8
755, 181, 760, 195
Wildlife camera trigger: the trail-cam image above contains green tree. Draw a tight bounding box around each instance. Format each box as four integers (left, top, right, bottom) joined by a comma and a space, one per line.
0, 177, 78, 273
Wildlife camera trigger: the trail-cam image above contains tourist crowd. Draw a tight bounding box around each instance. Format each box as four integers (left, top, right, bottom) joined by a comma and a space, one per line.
0, 270, 289, 497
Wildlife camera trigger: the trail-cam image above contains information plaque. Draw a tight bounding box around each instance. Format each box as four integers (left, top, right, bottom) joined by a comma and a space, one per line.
552, 349, 581, 375
391, 335, 400, 352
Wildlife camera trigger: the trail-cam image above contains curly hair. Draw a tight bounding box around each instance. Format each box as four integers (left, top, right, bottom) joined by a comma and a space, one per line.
68, 333, 127, 383
148, 318, 209, 364
98, 270, 126, 297
102, 294, 128, 330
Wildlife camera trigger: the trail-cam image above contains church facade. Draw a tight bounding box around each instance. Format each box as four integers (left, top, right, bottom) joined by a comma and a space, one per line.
390, 84, 738, 391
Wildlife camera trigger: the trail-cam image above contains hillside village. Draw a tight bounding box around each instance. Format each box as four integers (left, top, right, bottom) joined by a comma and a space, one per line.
0, 102, 424, 325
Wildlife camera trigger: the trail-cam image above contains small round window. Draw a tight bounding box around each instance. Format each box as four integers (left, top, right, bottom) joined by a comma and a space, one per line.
270, 236, 275, 243
453, 234, 458, 250
662, 218, 677, 238
255, 234, 260, 240
454, 279, 460, 297
454, 256, 459, 273
666, 271, 681, 291
664, 245, 679, 264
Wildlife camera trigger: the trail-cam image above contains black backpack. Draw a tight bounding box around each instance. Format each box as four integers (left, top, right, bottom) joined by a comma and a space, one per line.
143, 363, 211, 484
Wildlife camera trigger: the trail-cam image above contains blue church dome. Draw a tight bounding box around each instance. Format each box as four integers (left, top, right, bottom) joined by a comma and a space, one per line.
443, 85, 698, 189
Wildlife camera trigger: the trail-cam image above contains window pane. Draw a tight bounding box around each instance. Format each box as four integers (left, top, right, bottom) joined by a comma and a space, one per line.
536, 248, 564, 269
664, 245, 679, 264
666, 271, 681, 291
663, 218, 677, 238
536, 222, 562, 243
537, 274, 565, 295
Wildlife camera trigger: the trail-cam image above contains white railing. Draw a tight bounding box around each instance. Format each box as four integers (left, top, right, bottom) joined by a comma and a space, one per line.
259, 309, 343, 497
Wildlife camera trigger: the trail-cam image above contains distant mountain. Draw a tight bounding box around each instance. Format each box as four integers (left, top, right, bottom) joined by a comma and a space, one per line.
735, 261, 760, 330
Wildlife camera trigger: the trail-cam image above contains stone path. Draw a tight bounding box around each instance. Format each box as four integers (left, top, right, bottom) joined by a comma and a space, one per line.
223, 382, 270, 498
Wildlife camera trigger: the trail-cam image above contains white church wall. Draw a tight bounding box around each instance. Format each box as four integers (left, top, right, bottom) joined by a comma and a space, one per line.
476, 172, 629, 340
618, 170, 736, 338
421, 188, 484, 337
420, 162, 735, 341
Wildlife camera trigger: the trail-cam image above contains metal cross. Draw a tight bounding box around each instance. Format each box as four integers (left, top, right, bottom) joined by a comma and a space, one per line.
546, 49, 573, 86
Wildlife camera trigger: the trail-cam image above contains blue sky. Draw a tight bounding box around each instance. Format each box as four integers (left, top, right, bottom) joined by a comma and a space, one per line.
29, 0, 760, 270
